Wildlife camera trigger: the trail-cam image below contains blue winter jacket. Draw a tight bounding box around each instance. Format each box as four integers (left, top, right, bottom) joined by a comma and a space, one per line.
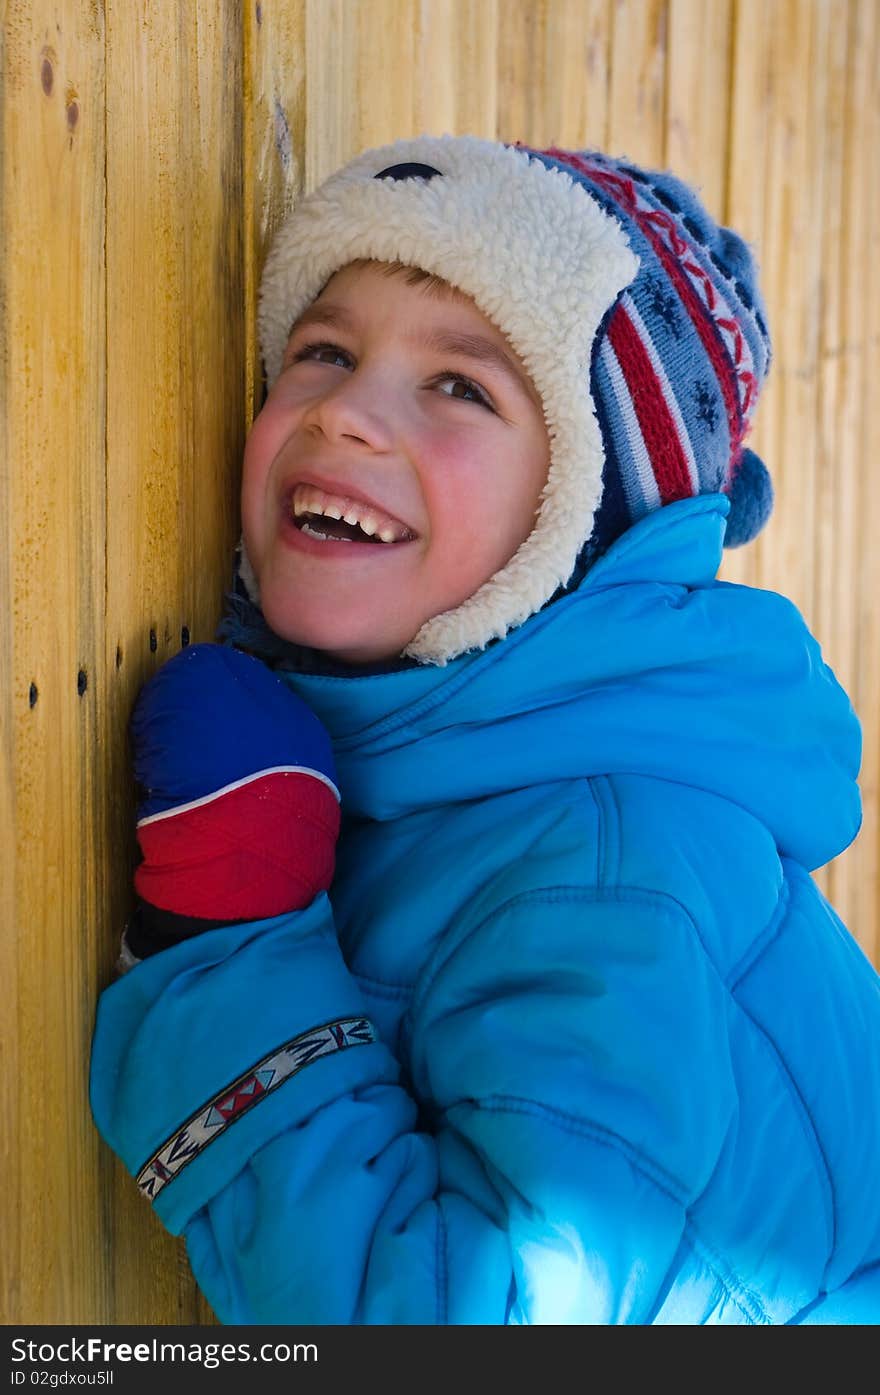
89, 494, 880, 1324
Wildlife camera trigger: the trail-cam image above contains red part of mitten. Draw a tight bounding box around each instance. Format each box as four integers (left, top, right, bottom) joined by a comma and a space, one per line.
131, 643, 341, 923
134, 768, 341, 919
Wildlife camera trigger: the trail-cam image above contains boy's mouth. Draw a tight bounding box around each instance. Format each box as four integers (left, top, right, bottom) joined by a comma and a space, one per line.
288, 482, 417, 545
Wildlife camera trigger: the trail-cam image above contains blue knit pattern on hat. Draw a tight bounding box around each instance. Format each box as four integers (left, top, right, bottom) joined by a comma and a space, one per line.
512, 145, 774, 576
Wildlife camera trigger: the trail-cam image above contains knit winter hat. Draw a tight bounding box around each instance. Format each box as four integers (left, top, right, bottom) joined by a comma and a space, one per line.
243, 133, 773, 666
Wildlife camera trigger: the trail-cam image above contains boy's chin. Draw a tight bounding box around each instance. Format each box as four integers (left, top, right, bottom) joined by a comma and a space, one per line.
261, 596, 410, 666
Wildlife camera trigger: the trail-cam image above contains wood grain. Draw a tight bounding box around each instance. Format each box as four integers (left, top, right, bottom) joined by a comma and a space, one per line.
2, 0, 108, 1323
99, 0, 246, 1322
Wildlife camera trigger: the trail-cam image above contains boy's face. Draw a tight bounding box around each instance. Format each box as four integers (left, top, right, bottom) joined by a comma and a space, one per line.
241, 261, 550, 664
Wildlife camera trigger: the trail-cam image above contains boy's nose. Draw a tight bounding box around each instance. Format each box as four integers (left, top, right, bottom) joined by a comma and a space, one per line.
302, 371, 397, 453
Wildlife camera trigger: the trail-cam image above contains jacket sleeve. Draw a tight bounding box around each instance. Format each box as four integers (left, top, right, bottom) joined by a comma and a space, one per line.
89, 885, 736, 1324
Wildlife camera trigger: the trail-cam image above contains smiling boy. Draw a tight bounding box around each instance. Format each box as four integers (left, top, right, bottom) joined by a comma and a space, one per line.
241, 259, 550, 665
90, 135, 880, 1325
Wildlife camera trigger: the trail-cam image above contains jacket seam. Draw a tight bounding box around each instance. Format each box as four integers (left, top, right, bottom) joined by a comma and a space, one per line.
728, 1000, 837, 1261
682, 1222, 770, 1325
726, 870, 791, 991
354, 972, 412, 1000
787, 1258, 880, 1323
451, 1094, 771, 1324
409, 882, 711, 1026
721, 862, 837, 1260
582, 777, 606, 885
447, 1091, 688, 1204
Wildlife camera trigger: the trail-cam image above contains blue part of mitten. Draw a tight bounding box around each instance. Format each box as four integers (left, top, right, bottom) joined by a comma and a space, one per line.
131, 643, 339, 820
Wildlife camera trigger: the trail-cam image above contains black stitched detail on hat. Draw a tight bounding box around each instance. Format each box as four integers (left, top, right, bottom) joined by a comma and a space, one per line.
607, 166, 767, 345
596, 157, 771, 363
733, 278, 753, 308
646, 275, 682, 338
708, 252, 771, 349
668, 217, 769, 353
642, 181, 753, 307
705, 254, 768, 343
618, 163, 653, 187
682, 215, 705, 243
636, 180, 755, 346
648, 183, 683, 216
374, 162, 444, 181
694, 379, 719, 432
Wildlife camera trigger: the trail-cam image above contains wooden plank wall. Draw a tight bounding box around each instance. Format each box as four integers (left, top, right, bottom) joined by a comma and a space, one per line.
1, 0, 877, 1325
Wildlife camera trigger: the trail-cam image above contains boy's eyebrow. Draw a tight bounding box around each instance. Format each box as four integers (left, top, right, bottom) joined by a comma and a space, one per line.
288, 301, 537, 400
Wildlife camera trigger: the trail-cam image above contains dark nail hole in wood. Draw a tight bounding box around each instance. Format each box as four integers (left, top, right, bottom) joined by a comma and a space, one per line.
29, 683, 38, 708
149, 629, 157, 652
115, 645, 123, 669
181, 626, 190, 647
77, 669, 88, 696
66, 100, 78, 129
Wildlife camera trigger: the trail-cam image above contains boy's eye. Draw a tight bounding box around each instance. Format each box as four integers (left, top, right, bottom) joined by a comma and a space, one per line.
290, 341, 352, 370
287, 339, 495, 411
434, 376, 493, 410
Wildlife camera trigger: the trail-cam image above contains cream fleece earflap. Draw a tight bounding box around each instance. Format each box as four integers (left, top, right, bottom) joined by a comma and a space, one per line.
240, 133, 639, 666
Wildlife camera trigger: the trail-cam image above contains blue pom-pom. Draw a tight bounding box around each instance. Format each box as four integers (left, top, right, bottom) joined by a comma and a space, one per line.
723, 448, 774, 546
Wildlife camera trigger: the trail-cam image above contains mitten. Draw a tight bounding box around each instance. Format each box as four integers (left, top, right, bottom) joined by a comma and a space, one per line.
130, 643, 341, 930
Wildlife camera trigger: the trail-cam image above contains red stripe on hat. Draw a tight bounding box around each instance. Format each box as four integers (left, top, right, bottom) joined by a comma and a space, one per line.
135, 770, 340, 919
607, 303, 694, 503
545, 149, 743, 453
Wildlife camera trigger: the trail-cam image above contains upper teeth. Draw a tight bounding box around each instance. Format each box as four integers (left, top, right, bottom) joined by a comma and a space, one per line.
292, 484, 414, 543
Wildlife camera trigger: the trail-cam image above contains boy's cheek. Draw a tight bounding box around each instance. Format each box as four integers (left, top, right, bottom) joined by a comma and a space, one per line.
243, 398, 290, 477
439, 508, 505, 578
241, 429, 272, 493
240, 427, 283, 548
239, 477, 269, 574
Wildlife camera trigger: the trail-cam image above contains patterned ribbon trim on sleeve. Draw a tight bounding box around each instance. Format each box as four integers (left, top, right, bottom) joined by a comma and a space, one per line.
136, 1016, 377, 1202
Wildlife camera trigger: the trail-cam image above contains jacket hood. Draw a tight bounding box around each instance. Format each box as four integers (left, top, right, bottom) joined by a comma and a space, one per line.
245, 494, 861, 873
